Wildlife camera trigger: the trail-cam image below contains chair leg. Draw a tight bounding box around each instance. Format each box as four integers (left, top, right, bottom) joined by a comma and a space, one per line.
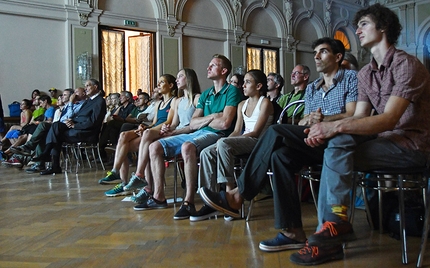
417, 179, 430, 267
309, 180, 318, 211
96, 144, 105, 170
398, 174, 408, 264
246, 199, 254, 222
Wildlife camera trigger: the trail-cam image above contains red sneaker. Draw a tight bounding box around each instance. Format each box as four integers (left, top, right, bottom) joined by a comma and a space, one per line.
290, 242, 344, 265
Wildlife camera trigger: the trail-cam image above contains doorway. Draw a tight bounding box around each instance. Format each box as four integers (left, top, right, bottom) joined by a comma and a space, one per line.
99, 26, 155, 96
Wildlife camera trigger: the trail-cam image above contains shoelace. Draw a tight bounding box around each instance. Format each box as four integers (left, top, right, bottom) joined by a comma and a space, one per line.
112, 184, 122, 191
315, 221, 338, 237
133, 188, 148, 198
298, 244, 319, 257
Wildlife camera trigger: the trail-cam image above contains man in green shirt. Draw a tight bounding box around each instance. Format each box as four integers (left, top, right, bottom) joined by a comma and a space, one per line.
277, 64, 311, 124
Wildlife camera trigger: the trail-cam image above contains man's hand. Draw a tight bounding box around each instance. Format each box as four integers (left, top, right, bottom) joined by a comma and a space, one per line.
65, 119, 75, 129
303, 121, 337, 147
309, 107, 324, 125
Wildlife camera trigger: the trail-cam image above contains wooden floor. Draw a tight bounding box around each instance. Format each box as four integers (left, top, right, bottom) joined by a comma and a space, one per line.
1, 162, 430, 268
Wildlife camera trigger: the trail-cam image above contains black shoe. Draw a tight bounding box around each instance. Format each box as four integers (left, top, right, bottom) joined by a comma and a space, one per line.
199, 187, 240, 218
40, 167, 62, 175
189, 204, 222, 222
10, 145, 32, 156
173, 202, 196, 220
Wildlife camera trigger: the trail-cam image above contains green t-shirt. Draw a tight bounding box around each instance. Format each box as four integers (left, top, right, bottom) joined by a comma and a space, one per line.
277, 90, 306, 119
197, 83, 242, 135
32, 107, 46, 121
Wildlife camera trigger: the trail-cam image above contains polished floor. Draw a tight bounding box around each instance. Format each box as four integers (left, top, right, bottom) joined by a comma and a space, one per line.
1, 161, 429, 268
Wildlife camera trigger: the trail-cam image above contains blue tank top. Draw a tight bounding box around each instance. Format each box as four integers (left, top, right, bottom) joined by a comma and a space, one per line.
154, 97, 173, 126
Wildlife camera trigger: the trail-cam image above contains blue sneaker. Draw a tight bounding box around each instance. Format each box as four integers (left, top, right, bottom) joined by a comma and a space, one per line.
124, 173, 147, 191
98, 171, 121, 184
259, 233, 306, 252
131, 188, 151, 204
105, 183, 132, 197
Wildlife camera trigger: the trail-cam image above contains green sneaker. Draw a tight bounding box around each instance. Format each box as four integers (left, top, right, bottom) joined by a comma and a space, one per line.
124, 173, 147, 191
98, 171, 121, 185
105, 183, 132, 197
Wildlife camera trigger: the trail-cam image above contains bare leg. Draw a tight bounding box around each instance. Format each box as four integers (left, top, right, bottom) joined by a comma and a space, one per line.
135, 129, 161, 176
149, 141, 167, 201
181, 142, 198, 204
115, 131, 140, 182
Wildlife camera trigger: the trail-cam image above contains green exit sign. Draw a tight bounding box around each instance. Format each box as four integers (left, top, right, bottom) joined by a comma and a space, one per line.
124, 20, 137, 27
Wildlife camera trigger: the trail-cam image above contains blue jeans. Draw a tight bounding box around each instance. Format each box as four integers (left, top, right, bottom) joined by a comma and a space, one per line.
317, 134, 428, 229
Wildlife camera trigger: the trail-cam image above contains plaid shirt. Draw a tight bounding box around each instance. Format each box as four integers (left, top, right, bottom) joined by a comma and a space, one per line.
358, 46, 430, 152
304, 69, 358, 116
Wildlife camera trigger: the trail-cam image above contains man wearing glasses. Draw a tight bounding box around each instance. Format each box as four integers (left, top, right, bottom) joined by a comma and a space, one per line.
278, 65, 311, 124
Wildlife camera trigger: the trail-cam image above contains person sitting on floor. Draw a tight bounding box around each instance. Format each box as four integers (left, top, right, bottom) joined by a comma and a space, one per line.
191, 69, 273, 222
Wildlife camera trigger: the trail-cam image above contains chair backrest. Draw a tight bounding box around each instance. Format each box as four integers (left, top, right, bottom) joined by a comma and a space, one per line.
277, 99, 305, 125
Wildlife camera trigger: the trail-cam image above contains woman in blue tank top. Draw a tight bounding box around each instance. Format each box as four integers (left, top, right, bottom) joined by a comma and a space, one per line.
100, 69, 202, 199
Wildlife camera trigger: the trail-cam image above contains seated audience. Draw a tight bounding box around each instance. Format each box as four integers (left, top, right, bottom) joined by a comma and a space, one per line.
277, 64, 311, 124
10, 88, 86, 173
98, 74, 178, 186
99, 91, 135, 159
0, 99, 32, 153
199, 38, 357, 259
119, 92, 150, 133
33, 79, 106, 175
136, 54, 242, 220
341, 52, 359, 70
101, 69, 200, 199
191, 69, 273, 221
49, 88, 58, 106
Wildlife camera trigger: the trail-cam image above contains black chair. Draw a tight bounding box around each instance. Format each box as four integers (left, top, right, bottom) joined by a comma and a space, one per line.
355, 167, 429, 265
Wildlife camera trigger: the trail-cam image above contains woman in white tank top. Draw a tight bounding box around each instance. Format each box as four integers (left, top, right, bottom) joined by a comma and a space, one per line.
193, 70, 274, 221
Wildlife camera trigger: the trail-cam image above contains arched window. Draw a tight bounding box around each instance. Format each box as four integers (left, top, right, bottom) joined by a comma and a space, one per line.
334, 30, 351, 51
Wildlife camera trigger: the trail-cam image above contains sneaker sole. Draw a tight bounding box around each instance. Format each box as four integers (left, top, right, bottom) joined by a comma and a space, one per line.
259, 242, 306, 252
189, 211, 222, 222
289, 250, 344, 265
98, 180, 121, 185
105, 191, 132, 197
134, 205, 168, 211
173, 215, 190, 220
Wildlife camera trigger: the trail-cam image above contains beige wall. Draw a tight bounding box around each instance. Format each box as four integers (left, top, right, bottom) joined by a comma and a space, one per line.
0, 0, 429, 115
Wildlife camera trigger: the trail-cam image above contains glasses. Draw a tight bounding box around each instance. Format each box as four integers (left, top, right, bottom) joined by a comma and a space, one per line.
291, 71, 305, 76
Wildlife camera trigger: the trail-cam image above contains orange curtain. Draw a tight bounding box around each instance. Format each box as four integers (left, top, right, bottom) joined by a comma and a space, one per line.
101, 29, 124, 95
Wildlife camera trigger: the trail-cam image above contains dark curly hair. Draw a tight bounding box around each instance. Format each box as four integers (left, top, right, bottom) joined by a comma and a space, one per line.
353, 3, 402, 45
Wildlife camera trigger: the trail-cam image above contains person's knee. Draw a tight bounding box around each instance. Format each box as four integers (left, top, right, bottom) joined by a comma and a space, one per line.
181, 142, 196, 158
149, 141, 163, 156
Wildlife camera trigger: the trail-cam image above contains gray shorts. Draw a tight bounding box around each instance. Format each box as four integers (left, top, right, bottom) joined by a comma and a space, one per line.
157, 129, 223, 158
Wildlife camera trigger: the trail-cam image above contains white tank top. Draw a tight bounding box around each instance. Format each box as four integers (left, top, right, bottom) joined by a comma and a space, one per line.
242, 95, 273, 137
177, 97, 196, 129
